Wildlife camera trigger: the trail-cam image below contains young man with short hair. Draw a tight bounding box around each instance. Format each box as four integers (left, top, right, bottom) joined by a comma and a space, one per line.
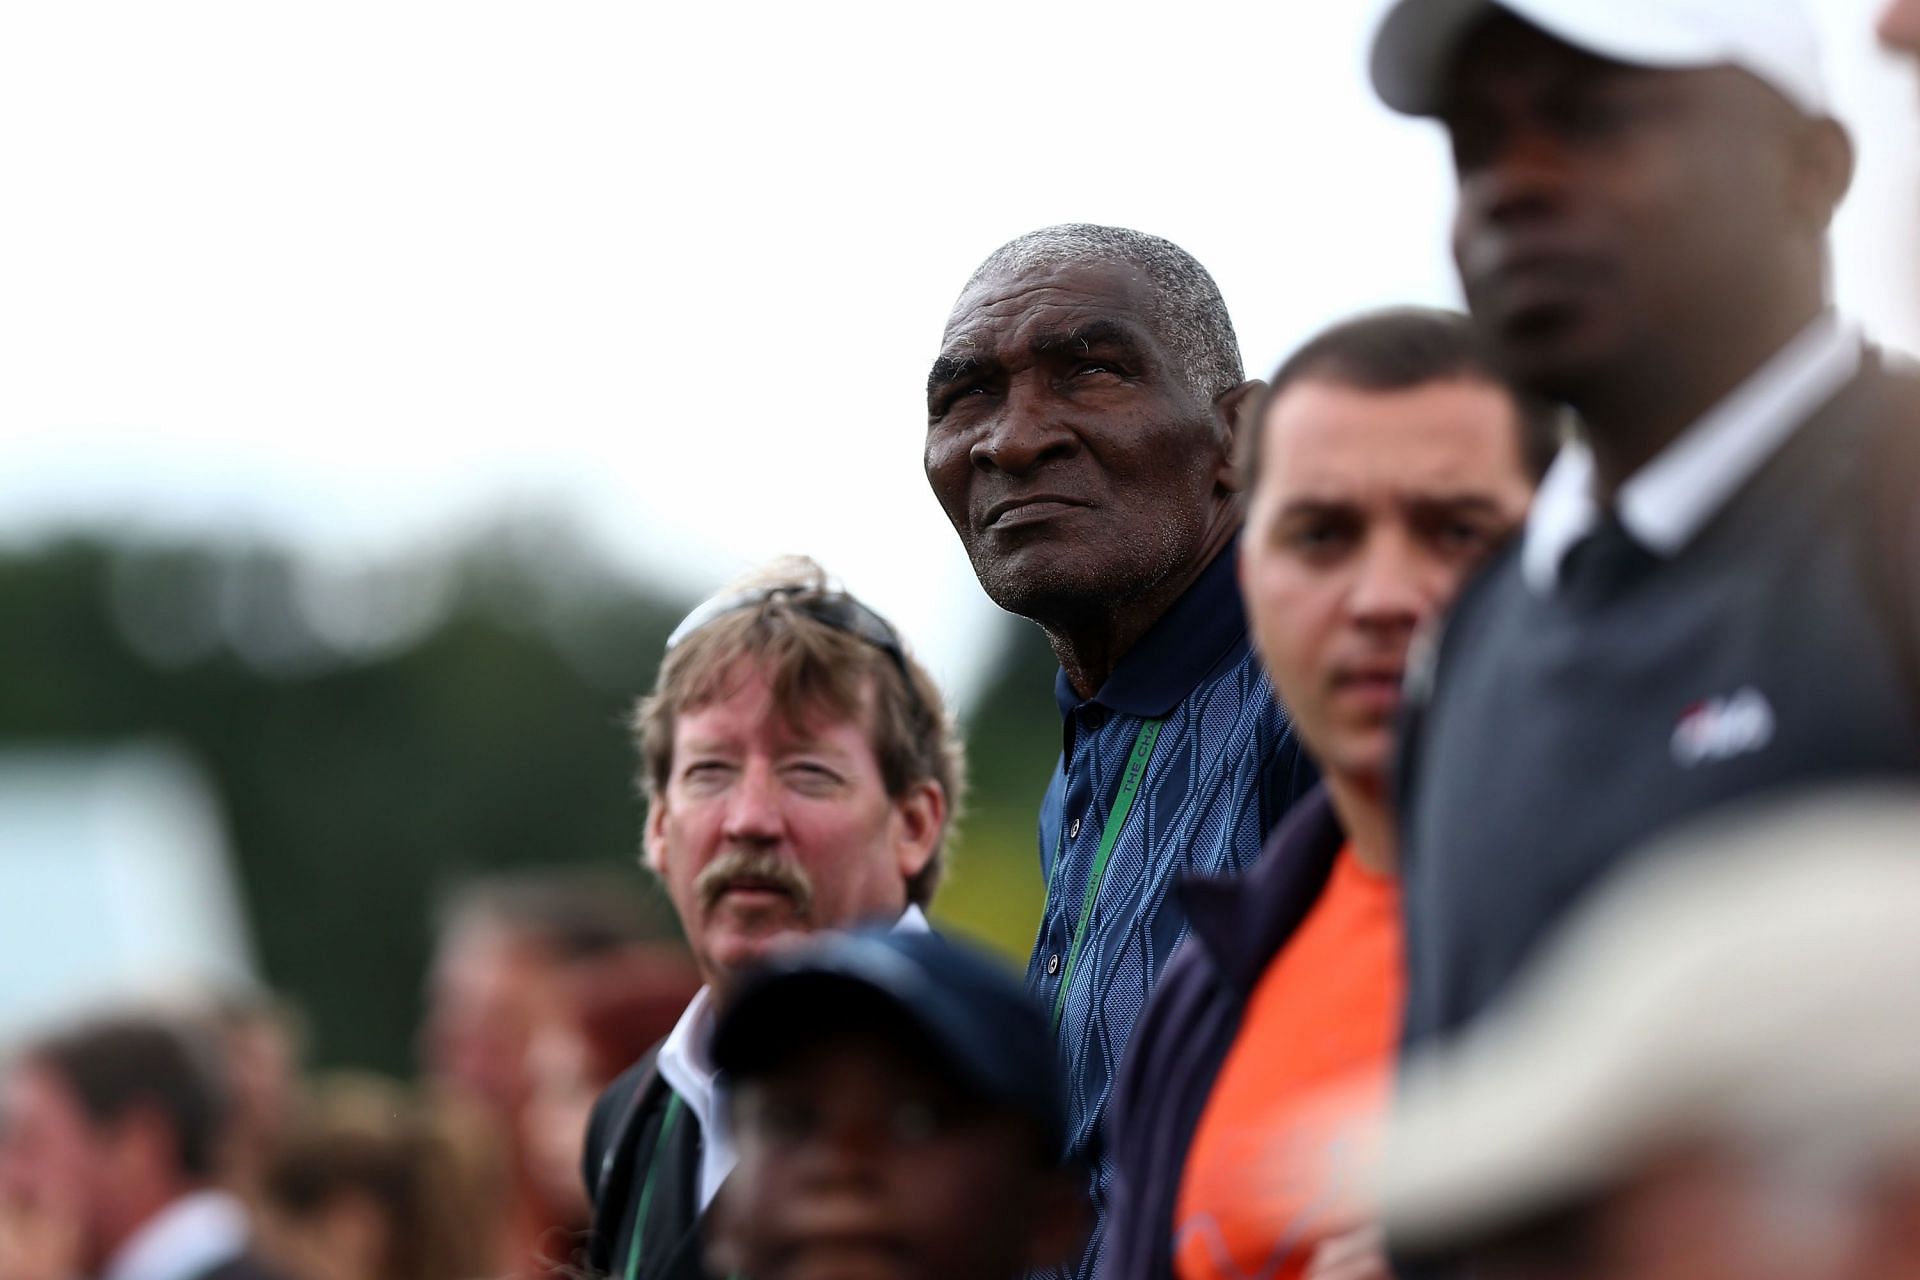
0, 1014, 290, 1280
1102, 308, 1546, 1280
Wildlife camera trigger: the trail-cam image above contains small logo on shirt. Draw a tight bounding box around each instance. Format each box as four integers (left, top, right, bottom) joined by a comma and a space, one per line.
1671, 687, 1775, 768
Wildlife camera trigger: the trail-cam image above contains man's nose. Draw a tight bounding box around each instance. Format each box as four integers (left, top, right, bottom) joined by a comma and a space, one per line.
1349, 534, 1430, 629
720, 761, 785, 842
1461, 123, 1571, 232
797, 1114, 889, 1190
969, 382, 1080, 476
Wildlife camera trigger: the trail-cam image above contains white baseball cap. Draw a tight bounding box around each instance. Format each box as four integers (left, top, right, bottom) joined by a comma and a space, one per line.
1369, 0, 1830, 118
1383, 788, 1920, 1255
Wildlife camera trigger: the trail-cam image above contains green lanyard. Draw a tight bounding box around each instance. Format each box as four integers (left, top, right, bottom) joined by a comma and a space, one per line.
1049, 717, 1163, 1032
625, 1092, 686, 1280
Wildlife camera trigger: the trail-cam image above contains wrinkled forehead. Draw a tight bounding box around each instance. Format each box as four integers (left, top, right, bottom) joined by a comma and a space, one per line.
939, 258, 1165, 360
675, 656, 879, 749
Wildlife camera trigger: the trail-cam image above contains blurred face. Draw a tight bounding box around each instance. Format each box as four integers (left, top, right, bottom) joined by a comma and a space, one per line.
715, 1030, 1077, 1280
520, 1015, 596, 1224
1442, 18, 1815, 400
1473, 1152, 1867, 1280
1883, 0, 1920, 62
0, 1065, 108, 1269
421, 922, 554, 1122
646, 663, 940, 999
1239, 377, 1533, 786
924, 260, 1238, 624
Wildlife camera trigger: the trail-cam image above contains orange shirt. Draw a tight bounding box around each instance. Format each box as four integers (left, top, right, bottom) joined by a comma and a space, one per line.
1172, 845, 1402, 1280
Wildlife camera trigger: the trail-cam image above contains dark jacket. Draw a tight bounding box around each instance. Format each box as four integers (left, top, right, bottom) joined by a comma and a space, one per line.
1100, 786, 1346, 1280
197, 1254, 297, 1280
580, 1047, 711, 1280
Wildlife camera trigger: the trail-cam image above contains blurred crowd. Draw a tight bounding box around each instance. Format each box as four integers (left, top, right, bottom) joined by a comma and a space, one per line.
9, 2, 1920, 1280
0, 876, 702, 1280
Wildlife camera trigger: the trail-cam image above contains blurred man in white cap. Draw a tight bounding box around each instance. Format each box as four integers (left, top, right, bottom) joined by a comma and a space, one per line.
1383, 789, 1920, 1280
1367, 0, 1920, 1054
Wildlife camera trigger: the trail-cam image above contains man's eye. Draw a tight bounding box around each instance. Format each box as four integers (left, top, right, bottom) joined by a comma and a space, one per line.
680, 761, 735, 790
933, 385, 989, 416
1550, 94, 1633, 139
784, 762, 844, 791
1287, 524, 1353, 555
887, 1099, 951, 1145
757, 1099, 817, 1142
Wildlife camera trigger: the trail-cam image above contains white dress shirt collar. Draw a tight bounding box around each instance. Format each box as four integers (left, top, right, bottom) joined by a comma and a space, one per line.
102, 1190, 249, 1280
1522, 313, 1861, 594
653, 904, 932, 1211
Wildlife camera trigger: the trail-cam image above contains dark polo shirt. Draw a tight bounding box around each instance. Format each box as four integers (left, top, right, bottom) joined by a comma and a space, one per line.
1030, 537, 1319, 1279
1398, 333, 1920, 1050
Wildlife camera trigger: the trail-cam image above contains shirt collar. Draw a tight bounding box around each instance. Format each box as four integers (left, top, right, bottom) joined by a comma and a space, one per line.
1521, 313, 1862, 594
654, 904, 932, 1210
1052, 538, 1250, 720
103, 1190, 249, 1280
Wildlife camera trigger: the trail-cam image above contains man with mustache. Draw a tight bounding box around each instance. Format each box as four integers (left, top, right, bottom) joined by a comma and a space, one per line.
580, 557, 963, 1280
1364, 0, 1920, 1054
924, 224, 1319, 1277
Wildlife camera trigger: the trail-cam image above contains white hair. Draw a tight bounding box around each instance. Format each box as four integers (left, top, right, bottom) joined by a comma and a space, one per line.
960, 223, 1245, 402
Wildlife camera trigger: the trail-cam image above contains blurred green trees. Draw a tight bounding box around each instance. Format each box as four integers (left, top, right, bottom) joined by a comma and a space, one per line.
0, 528, 1061, 1072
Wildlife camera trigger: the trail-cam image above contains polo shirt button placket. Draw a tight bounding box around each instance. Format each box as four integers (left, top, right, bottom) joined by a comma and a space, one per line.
1047, 953, 1061, 976
1068, 817, 1081, 839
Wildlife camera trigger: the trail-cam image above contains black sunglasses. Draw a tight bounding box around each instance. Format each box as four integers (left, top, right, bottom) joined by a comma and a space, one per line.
664, 585, 918, 694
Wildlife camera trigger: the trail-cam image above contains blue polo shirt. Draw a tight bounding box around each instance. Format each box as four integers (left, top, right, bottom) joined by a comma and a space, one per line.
1028, 540, 1317, 1278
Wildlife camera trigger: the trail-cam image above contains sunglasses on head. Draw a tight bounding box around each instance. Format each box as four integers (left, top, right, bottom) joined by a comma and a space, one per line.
665, 584, 917, 693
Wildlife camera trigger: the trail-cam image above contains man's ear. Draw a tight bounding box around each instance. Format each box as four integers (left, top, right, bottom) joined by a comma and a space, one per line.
642, 798, 669, 874
1020, 1166, 1092, 1273
1213, 379, 1266, 494
1789, 115, 1854, 235
892, 780, 946, 884
109, 1106, 180, 1189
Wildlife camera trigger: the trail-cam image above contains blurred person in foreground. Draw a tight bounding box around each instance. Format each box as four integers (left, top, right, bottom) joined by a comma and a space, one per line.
924, 224, 1319, 1273
1102, 310, 1549, 1280
257, 1074, 490, 1280
0, 1014, 290, 1280
704, 930, 1085, 1280
1384, 789, 1920, 1280
581, 557, 963, 1280
1367, 0, 1920, 1053
421, 871, 693, 1276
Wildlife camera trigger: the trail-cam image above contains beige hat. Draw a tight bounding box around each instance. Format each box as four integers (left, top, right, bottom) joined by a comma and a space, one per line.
1369, 0, 1830, 118
1384, 787, 1920, 1254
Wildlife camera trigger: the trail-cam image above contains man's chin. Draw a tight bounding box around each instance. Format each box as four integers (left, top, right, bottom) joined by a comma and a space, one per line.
704, 921, 812, 987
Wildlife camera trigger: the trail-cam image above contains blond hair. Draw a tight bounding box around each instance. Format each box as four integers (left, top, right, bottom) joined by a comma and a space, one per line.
634, 557, 964, 906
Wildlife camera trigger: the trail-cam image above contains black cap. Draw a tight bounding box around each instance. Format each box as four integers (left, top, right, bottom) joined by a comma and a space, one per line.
712, 929, 1067, 1157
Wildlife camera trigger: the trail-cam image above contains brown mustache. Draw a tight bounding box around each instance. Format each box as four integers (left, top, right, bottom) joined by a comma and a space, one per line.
694, 848, 815, 918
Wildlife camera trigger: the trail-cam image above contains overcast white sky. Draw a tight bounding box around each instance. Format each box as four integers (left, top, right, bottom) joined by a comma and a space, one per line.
4, 0, 1916, 704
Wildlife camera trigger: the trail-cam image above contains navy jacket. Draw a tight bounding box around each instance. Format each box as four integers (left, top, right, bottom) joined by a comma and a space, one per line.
1100, 786, 1346, 1280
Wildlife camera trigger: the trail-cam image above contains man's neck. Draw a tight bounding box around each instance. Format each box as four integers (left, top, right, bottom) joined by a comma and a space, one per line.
1325, 771, 1395, 876
1578, 301, 1822, 501
1046, 514, 1238, 701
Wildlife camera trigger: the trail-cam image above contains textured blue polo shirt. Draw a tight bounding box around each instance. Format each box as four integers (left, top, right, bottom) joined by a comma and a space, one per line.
1028, 540, 1318, 1278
